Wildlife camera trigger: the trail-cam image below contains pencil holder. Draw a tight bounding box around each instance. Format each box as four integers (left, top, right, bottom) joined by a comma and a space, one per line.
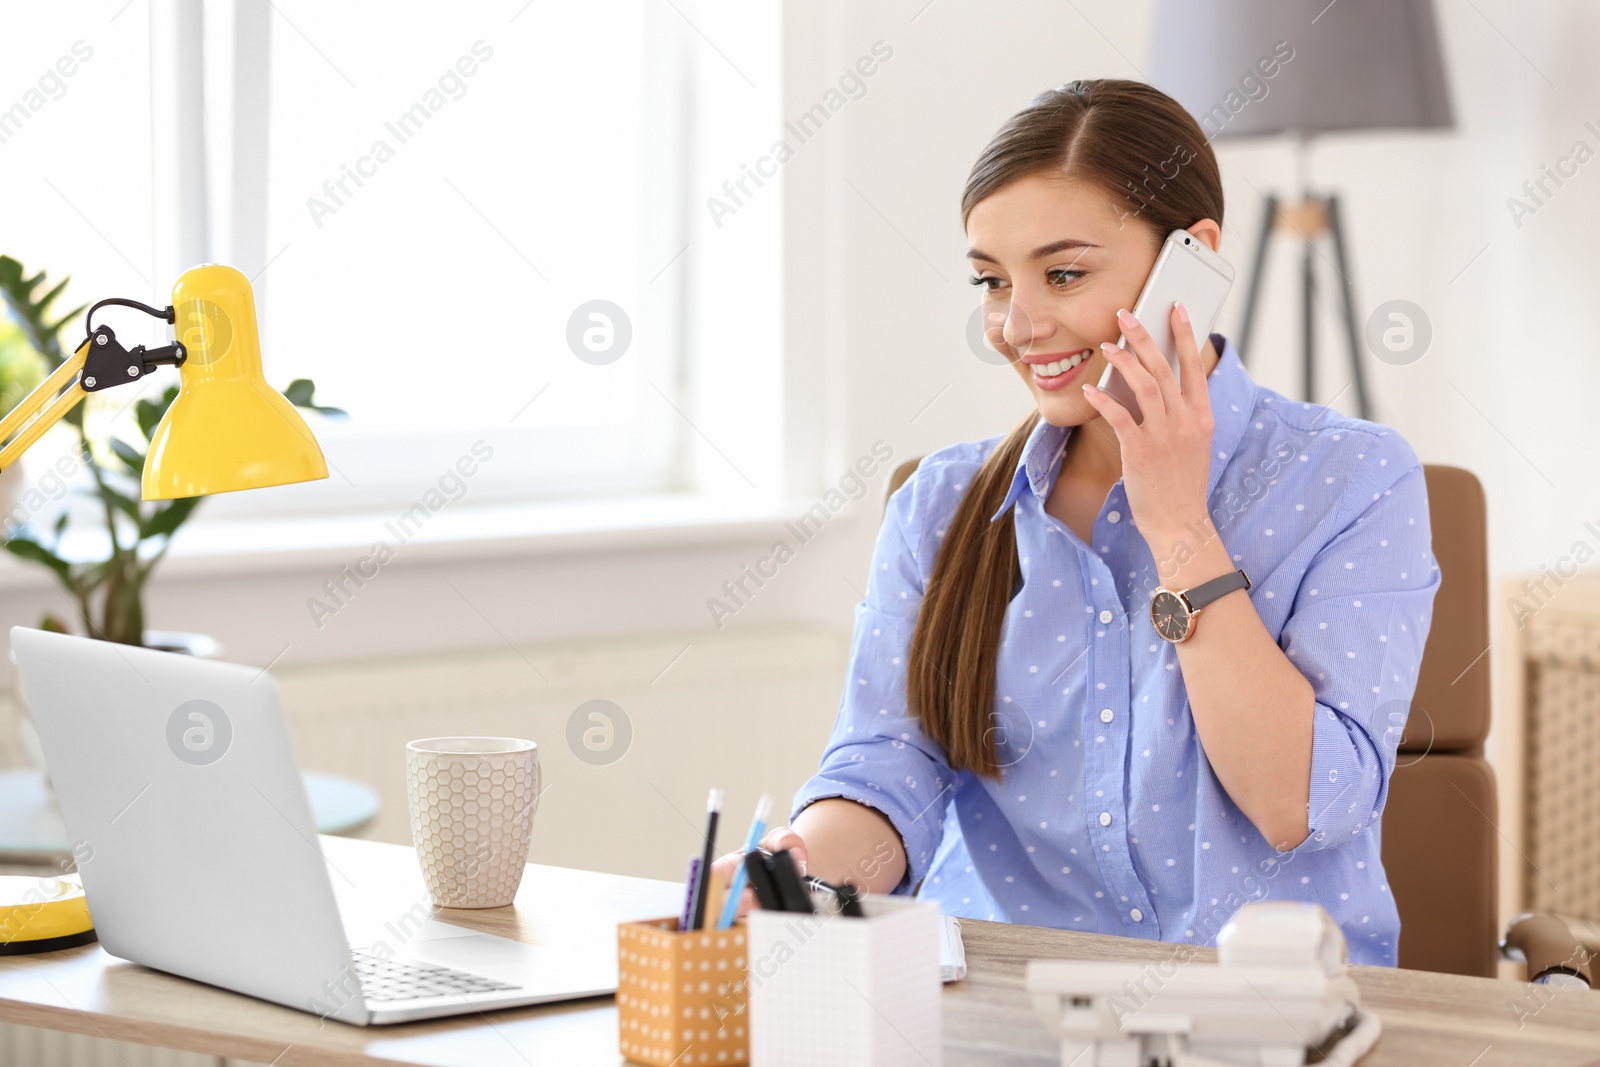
617, 916, 752, 1066
747, 893, 943, 1067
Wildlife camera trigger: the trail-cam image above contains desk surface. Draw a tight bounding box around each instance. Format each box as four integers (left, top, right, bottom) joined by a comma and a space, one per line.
1, 837, 1596, 1066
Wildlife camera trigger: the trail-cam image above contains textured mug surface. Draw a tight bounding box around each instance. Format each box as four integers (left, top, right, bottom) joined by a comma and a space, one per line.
405, 737, 539, 908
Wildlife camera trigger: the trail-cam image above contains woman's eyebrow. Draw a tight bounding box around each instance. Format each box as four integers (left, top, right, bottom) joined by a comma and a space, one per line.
966, 237, 1101, 264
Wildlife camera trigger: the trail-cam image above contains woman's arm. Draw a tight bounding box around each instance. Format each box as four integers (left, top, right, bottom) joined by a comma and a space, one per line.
1143, 456, 1440, 856
1145, 517, 1316, 851
1084, 306, 1437, 855
786, 798, 908, 893
711, 798, 908, 917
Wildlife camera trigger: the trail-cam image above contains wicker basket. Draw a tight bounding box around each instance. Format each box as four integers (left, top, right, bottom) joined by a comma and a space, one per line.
1523, 612, 1600, 921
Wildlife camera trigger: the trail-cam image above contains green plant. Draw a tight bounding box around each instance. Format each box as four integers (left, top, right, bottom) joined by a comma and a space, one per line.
0, 319, 47, 416
0, 254, 344, 646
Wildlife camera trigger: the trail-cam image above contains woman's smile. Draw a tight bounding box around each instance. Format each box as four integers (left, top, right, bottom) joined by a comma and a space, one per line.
1023, 348, 1097, 390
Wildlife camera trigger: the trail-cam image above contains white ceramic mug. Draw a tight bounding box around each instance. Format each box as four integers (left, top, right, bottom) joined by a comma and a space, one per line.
404, 737, 540, 909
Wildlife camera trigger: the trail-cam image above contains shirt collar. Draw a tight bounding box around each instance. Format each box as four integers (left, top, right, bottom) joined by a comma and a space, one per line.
988, 332, 1254, 523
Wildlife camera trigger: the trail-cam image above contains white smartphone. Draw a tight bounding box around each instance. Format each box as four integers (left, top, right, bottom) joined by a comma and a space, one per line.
1096, 229, 1235, 425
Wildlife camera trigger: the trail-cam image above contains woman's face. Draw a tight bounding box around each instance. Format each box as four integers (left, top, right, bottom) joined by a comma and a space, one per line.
964, 173, 1207, 428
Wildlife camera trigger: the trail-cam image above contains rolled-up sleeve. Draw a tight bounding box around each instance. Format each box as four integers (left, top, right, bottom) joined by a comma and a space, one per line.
790, 462, 957, 894
1277, 439, 1441, 854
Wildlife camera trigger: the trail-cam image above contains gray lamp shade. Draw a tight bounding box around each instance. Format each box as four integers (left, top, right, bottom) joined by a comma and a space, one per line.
1148, 0, 1454, 139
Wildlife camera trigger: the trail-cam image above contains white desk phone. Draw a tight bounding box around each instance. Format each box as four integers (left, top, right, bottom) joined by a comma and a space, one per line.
1026, 901, 1382, 1067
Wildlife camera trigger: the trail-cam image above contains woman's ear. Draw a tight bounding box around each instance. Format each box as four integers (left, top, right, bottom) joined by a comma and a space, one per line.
1186, 218, 1222, 253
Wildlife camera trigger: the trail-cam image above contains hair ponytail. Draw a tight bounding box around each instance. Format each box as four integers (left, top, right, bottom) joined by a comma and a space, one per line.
907, 409, 1037, 778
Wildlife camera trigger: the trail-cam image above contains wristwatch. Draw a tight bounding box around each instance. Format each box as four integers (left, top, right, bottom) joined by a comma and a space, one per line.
1150, 568, 1251, 644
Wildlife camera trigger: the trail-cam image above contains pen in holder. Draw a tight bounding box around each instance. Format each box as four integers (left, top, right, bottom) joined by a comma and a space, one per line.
748, 890, 943, 1067
617, 915, 752, 1066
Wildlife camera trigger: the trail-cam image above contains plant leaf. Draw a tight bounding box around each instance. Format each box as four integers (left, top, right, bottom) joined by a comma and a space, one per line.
34, 276, 70, 320
50, 302, 88, 337
134, 389, 177, 441
109, 437, 145, 475
77, 558, 111, 590
0, 255, 70, 368
4, 536, 75, 587
92, 479, 142, 524
281, 378, 312, 406
282, 378, 347, 417
139, 495, 201, 540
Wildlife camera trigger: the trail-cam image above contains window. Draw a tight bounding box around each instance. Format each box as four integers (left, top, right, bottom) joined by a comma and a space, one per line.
6, 2, 787, 536
0, 6, 151, 342
215, 1, 785, 518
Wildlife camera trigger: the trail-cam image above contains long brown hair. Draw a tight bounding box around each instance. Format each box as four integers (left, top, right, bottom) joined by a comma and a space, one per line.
907, 79, 1225, 780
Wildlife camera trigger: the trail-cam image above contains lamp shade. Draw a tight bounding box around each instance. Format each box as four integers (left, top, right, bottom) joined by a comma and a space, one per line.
1148, 0, 1454, 140
142, 264, 329, 500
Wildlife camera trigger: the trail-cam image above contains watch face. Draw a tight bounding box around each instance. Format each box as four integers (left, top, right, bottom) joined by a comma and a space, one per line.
1151, 590, 1190, 642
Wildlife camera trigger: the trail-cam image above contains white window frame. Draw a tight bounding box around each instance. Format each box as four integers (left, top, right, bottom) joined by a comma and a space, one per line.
151, 0, 807, 528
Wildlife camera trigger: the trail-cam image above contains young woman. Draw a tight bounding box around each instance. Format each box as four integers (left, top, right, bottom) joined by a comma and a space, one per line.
719, 79, 1440, 966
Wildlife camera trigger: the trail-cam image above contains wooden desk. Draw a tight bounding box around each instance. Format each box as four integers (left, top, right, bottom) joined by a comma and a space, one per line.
1, 837, 1596, 1066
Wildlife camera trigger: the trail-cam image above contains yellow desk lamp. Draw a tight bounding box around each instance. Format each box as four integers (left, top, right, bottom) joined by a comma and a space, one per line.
0, 262, 328, 499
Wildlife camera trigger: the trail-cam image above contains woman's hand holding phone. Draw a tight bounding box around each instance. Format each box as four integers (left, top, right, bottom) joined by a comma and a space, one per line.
1080, 302, 1216, 551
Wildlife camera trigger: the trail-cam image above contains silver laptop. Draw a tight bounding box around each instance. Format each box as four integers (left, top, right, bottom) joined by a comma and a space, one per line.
12, 625, 617, 1025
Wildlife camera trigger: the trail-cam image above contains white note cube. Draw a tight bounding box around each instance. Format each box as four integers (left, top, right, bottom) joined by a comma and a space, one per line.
748, 893, 942, 1067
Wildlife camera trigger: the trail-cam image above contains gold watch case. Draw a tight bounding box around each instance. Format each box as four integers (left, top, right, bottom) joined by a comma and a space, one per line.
1150, 587, 1197, 644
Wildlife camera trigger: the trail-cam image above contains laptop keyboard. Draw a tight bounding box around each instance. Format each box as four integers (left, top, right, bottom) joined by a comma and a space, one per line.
350, 948, 522, 1003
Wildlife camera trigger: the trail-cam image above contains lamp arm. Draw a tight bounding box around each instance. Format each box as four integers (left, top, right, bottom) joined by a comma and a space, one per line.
0, 299, 189, 473
0, 343, 90, 472
80, 323, 186, 393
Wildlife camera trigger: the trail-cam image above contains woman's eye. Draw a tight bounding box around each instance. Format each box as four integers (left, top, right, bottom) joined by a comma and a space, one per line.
966, 271, 1080, 292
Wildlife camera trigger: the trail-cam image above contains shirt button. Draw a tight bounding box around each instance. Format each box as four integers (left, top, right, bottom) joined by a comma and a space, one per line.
1130, 908, 1143, 922
1107, 510, 1121, 523
1098, 812, 1112, 826
1100, 708, 1114, 723
1098, 609, 1113, 624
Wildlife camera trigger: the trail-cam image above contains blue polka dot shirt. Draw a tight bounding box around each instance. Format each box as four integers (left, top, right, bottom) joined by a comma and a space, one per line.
790, 333, 1441, 966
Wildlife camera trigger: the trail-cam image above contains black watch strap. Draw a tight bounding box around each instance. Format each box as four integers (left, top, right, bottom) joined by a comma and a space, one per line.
1185, 568, 1251, 611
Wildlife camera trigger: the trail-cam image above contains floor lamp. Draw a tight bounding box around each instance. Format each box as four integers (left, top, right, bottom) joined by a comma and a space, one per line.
1147, 0, 1455, 421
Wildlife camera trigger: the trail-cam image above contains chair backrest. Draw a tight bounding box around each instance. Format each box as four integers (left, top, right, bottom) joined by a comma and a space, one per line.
1385, 465, 1496, 976
886, 457, 920, 505
882, 457, 1495, 976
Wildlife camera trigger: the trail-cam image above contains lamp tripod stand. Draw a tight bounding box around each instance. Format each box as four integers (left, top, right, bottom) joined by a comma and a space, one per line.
1234, 190, 1373, 422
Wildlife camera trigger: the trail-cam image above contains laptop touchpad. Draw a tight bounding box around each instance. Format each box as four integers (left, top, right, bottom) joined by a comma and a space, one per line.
395, 920, 616, 989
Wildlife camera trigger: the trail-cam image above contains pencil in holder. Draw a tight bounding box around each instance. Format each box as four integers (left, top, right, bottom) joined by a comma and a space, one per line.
617, 916, 752, 1066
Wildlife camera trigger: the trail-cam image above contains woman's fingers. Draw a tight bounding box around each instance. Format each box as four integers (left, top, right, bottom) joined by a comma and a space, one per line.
708, 849, 761, 921
1081, 376, 1136, 437
1171, 301, 1211, 416
709, 848, 743, 883
1113, 307, 1181, 420
1098, 342, 1160, 427
705, 825, 810, 923
762, 826, 808, 875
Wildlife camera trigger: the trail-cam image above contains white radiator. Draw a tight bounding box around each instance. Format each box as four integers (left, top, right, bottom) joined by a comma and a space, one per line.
271, 620, 848, 881
0, 622, 848, 1064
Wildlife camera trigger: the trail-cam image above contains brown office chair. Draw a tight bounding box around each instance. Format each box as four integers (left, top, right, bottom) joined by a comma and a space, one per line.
884, 456, 1590, 984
